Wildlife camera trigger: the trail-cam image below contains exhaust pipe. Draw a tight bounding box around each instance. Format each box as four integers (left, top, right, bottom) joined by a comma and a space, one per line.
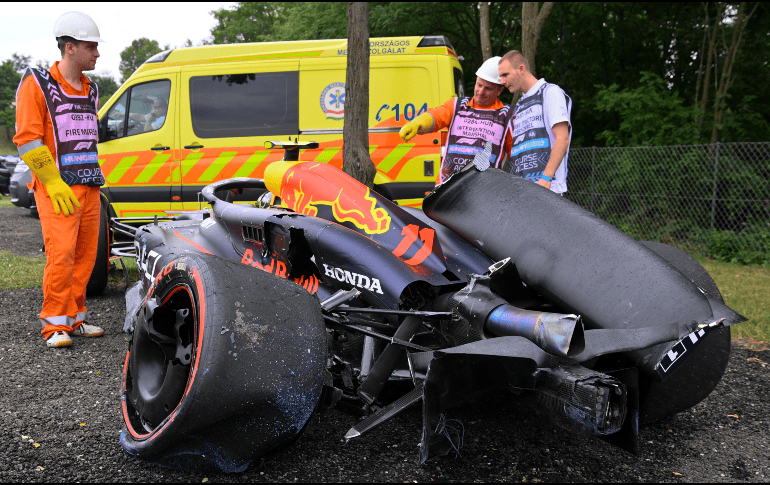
448, 267, 585, 358
485, 306, 585, 357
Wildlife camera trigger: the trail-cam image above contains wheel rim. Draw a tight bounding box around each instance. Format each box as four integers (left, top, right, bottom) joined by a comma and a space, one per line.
125, 284, 196, 434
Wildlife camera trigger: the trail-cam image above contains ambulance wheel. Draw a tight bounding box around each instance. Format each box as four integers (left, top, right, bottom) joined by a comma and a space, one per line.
120, 252, 326, 472
638, 241, 731, 422
86, 207, 109, 296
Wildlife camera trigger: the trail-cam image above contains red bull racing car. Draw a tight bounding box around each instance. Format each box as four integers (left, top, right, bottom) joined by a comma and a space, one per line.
115, 142, 745, 472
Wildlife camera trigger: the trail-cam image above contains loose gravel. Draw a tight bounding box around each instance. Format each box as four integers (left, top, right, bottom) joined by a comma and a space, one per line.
0, 206, 768, 482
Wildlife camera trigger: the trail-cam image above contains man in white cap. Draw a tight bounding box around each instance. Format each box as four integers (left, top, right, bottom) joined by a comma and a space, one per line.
14, 11, 106, 348
497, 50, 572, 194
399, 57, 513, 184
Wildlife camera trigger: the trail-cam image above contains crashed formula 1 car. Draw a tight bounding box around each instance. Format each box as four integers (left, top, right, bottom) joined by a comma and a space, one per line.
116, 142, 745, 472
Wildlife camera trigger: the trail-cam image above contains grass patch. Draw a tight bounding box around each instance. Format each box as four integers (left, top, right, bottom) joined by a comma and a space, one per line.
109, 257, 141, 287
0, 251, 140, 290
693, 255, 770, 343
0, 194, 16, 208
0, 250, 46, 289
0, 129, 17, 154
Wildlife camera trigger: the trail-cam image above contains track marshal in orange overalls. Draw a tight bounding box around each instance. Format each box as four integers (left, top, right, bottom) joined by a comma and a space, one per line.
14, 11, 106, 348
399, 56, 514, 184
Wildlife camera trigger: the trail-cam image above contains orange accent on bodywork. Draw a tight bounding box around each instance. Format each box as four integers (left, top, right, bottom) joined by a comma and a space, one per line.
173, 230, 213, 255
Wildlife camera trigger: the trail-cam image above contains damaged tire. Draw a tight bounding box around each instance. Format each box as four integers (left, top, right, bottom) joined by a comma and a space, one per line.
121, 252, 326, 472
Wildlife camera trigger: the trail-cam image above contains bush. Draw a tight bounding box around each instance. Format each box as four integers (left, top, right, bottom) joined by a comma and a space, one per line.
706, 224, 770, 266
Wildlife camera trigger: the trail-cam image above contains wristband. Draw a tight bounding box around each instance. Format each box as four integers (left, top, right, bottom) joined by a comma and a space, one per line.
540, 174, 553, 182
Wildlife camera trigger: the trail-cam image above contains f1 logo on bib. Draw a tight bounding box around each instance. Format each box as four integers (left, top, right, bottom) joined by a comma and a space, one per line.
73, 141, 94, 151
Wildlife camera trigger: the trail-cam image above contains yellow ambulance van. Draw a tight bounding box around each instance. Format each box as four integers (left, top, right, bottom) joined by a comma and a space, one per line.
96, 35, 464, 222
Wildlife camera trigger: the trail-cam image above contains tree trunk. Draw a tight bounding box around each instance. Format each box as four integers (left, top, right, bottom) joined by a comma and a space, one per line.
709, 2, 756, 144
520, 1, 554, 78
693, 6, 709, 108
342, 2, 376, 187
479, 2, 492, 61
697, 2, 721, 131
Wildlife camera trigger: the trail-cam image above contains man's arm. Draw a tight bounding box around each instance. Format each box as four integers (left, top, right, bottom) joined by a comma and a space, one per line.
14, 79, 80, 216
13, 76, 49, 153
399, 98, 456, 142
537, 121, 570, 189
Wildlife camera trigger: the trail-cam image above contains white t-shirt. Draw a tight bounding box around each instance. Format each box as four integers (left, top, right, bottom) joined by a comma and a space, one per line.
519, 79, 571, 193
145, 113, 166, 131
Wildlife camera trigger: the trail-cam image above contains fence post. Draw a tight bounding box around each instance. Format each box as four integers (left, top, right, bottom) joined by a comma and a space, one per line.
710, 142, 720, 233
590, 146, 596, 213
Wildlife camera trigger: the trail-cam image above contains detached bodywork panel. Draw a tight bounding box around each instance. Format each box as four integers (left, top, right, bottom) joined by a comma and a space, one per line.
118, 161, 745, 471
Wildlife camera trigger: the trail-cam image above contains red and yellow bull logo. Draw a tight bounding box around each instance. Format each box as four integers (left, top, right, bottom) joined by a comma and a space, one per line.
265, 161, 391, 235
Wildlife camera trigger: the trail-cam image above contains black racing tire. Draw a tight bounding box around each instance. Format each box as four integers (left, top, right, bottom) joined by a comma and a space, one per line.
120, 252, 326, 472
86, 206, 109, 296
638, 241, 731, 422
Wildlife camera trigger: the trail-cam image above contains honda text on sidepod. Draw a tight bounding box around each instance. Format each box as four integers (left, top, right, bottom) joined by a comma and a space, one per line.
116, 141, 745, 472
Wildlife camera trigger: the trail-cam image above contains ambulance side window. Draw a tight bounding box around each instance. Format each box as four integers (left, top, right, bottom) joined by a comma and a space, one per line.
189, 72, 299, 138
126, 80, 171, 137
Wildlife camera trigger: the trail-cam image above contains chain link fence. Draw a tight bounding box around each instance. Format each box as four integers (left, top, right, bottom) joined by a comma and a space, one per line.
565, 142, 770, 264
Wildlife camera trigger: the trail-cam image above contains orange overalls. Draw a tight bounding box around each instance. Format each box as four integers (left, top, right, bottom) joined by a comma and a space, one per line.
14, 61, 102, 340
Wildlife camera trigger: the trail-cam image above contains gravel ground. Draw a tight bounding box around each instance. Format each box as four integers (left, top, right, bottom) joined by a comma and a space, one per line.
0, 205, 768, 483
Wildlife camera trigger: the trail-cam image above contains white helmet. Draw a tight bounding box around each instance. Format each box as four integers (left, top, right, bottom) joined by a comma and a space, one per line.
476, 56, 502, 85
53, 11, 105, 43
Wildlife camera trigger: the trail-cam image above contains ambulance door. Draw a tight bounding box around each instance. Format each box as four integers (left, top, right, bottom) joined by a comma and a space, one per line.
368, 57, 440, 204
179, 62, 300, 210
98, 75, 180, 218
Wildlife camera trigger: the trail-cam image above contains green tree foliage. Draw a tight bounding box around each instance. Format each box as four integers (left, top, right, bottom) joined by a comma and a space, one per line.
0, 59, 22, 139
119, 38, 168, 83
594, 72, 699, 146
87, 73, 120, 108
10, 53, 32, 72
273, 2, 347, 40
535, 2, 769, 146
210, 3, 279, 43
207, 2, 768, 146
209, 2, 522, 100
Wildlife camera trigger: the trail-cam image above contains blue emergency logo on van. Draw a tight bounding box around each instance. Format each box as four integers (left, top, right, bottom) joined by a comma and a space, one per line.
320, 82, 345, 120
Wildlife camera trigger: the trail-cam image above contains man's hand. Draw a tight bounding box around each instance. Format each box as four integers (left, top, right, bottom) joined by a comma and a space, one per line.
45, 178, 81, 216
21, 145, 81, 216
398, 114, 434, 142
536, 178, 552, 189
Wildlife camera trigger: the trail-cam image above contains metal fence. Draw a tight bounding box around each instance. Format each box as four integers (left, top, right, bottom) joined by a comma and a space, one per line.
565, 142, 770, 262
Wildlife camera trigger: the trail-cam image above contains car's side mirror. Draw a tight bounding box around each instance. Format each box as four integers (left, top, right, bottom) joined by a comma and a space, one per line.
99, 116, 118, 143
98, 117, 107, 143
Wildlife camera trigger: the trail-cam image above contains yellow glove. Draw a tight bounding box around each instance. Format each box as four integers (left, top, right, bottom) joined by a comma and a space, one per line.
398, 114, 434, 142
21, 145, 81, 216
